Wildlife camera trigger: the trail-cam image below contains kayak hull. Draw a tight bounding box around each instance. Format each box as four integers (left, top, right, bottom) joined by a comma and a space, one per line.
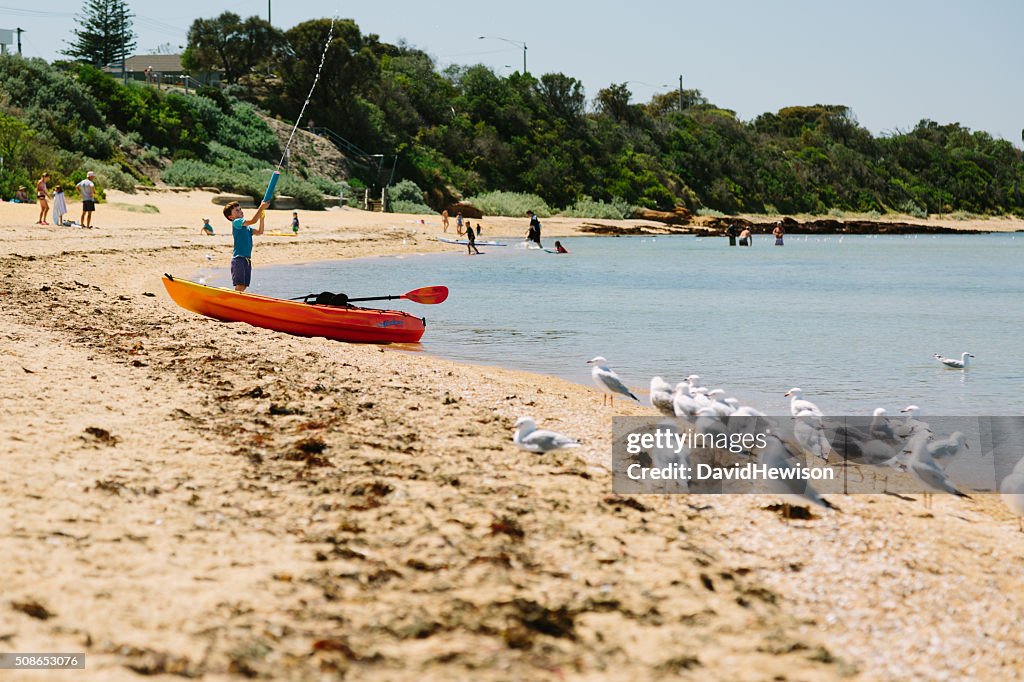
162, 275, 425, 344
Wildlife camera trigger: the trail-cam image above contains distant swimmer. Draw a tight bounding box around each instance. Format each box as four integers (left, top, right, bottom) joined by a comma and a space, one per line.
739, 226, 751, 246
773, 221, 785, 246
554, 240, 568, 254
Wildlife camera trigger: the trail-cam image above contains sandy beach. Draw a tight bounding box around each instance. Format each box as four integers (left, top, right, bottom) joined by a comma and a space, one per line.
2, 191, 1023, 681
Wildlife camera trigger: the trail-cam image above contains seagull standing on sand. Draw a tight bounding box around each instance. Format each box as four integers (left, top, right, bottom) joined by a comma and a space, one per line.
906, 432, 971, 508
513, 417, 580, 453
925, 431, 969, 470
896, 405, 932, 439
870, 408, 897, 442
649, 377, 676, 417
934, 352, 975, 369
758, 436, 835, 516
587, 356, 639, 406
672, 382, 701, 418
784, 388, 824, 417
999, 456, 1024, 532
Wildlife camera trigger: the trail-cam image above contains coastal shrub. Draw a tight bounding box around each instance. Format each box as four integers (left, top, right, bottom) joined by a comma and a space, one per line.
895, 199, 927, 219
827, 207, 845, 218
561, 196, 634, 220
387, 179, 432, 214
162, 158, 324, 209
763, 204, 780, 216
465, 191, 552, 217
83, 159, 138, 193
696, 207, 725, 217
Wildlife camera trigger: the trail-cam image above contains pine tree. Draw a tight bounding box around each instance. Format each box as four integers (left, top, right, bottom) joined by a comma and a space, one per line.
62, 0, 137, 67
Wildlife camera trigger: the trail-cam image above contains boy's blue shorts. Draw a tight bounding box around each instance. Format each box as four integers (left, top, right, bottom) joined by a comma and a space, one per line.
231, 257, 252, 287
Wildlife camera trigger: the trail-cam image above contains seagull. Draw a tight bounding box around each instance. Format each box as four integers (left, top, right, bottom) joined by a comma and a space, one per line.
934, 352, 974, 369
794, 410, 832, 461
513, 416, 580, 453
587, 356, 639, 406
784, 388, 824, 417
649, 377, 676, 417
758, 435, 835, 516
896, 405, 932, 439
869, 408, 897, 441
906, 432, 971, 508
703, 389, 736, 417
925, 431, 969, 470
1000, 456, 1024, 532
672, 382, 701, 418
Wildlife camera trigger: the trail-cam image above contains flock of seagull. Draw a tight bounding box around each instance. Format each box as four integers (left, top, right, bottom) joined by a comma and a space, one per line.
510, 354, 1024, 530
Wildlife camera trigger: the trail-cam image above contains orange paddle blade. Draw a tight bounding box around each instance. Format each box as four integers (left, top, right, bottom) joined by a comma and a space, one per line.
403, 285, 448, 304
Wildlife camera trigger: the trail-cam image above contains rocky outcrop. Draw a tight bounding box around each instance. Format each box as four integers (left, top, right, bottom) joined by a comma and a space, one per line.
701, 216, 977, 235
444, 202, 484, 220
631, 206, 693, 225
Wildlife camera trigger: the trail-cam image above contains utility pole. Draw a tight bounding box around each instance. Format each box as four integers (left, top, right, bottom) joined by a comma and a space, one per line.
678, 74, 684, 113
16, 27, 23, 55
268, 0, 271, 24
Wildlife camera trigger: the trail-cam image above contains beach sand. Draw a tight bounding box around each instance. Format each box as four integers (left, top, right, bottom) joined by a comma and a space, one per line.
1, 191, 1022, 680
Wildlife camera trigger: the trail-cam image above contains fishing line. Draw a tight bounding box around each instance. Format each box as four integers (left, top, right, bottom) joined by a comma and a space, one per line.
263, 14, 337, 203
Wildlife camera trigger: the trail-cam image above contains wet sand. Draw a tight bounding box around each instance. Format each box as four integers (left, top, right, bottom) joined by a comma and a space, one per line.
1, 192, 1022, 680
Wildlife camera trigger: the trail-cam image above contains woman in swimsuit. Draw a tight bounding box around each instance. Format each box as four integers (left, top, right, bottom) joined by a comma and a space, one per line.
36, 172, 50, 225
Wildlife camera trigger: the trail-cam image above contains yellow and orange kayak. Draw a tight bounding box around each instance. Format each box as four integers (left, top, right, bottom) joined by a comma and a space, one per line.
162, 275, 426, 344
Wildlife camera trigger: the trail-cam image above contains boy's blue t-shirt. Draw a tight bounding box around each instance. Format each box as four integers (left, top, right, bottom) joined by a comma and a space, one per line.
232, 217, 254, 258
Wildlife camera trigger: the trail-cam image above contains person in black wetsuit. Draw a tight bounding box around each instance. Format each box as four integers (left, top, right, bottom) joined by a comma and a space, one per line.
526, 210, 543, 247
726, 223, 739, 246
465, 222, 481, 255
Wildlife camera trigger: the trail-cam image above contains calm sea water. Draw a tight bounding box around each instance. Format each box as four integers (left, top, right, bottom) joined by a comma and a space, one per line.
204, 233, 1024, 416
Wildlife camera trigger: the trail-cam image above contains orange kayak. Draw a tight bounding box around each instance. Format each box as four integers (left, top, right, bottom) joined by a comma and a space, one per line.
162, 275, 426, 344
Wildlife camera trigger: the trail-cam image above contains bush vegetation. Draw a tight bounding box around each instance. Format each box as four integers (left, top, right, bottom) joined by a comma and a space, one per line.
464, 191, 552, 218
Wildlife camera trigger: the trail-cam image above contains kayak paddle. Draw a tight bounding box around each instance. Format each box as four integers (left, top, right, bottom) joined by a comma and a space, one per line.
291, 285, 448, 306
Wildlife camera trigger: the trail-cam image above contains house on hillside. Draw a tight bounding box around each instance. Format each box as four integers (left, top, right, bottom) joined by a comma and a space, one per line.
102, 54, 222, 87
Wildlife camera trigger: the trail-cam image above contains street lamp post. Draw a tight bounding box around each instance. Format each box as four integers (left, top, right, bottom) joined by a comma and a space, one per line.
477, 35, 527, 74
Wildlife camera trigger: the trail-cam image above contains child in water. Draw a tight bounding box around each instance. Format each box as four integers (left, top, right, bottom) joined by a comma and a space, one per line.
291, 211, 299, 234
554, 240, 568, 254
201, 218, 214, 236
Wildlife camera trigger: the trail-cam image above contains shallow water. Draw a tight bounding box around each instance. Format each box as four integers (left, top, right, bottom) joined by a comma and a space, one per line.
205, 233, 1024, 416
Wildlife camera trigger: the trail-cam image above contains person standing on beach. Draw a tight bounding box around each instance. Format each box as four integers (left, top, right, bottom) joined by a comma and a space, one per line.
465, 221, 481, 255
739, 226, 752, 246
51, 185, 68, 226
456, 211, 464, 235
201, 218, 214, 236
35, 172, 50, 225
441, 209, 449, 232
224, 200, 268, 291
526, 210, 543, 247
76, 171, 97, 229
291, 211, 300, 234
773, 222, 785, 246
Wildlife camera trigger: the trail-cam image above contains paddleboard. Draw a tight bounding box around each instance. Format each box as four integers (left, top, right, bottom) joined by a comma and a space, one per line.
437, 237, 507, 246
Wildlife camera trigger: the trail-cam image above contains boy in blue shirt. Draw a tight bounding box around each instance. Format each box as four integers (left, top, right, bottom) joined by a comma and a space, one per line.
223, 200, 268, 291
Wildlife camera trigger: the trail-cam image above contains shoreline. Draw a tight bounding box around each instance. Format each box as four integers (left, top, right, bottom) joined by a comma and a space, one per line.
2, 193, 1024, 680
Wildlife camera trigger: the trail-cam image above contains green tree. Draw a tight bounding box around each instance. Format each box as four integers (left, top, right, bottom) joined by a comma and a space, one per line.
182, 13, 283, 83
62, 0, 136, 67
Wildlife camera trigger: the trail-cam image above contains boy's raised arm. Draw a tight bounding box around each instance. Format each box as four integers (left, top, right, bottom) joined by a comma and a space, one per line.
244, 201, 271, 227
254, 209, 266, 236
